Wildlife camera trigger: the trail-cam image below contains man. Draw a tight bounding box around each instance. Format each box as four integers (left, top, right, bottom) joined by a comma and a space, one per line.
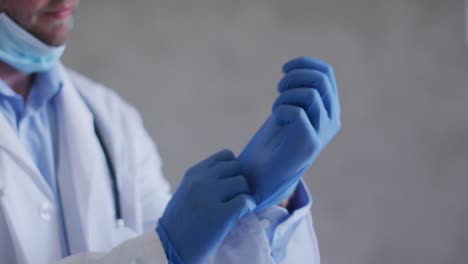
0, 0, 341, 263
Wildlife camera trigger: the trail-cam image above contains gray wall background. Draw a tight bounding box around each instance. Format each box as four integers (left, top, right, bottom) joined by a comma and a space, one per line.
63, 0, 468, 263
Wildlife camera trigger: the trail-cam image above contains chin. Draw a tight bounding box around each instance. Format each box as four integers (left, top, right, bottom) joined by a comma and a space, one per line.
35, 16, 74, 46
47, 31, 71, 46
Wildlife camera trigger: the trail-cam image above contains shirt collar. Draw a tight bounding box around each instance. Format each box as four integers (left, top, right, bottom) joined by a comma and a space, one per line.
28, 65, 64, 111
0, 65, 63, 112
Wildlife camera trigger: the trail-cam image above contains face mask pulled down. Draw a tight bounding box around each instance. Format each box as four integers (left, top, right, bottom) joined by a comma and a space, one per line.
0, 13, 65, 74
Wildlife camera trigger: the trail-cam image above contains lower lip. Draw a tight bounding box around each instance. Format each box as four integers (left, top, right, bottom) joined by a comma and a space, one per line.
43, 7, 74, 20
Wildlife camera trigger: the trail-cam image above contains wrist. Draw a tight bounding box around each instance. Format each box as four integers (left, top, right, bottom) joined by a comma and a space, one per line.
277, 181, 303, 214
155, 219, 185, 264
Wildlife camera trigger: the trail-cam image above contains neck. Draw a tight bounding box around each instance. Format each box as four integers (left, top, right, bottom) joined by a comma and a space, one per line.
0, 61, 33, 99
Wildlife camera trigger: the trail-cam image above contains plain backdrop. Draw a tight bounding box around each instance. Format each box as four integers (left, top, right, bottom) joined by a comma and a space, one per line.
62, 0, 468, 263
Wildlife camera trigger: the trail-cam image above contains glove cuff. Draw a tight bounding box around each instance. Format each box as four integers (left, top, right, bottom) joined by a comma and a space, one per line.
156, 219, 186, 264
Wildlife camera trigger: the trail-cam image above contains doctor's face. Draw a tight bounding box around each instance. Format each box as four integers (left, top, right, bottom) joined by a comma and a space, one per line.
0, 0, 79, 46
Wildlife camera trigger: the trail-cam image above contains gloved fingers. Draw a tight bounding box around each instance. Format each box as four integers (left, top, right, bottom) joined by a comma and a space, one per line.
304, 89, 328, 132
272, 104, 319, 155
212, 160, 242, 179
198, 149, 236, 168
219, 175, 251, 202
278, 69, 331, 93
273, 88, 315, 111
282, 56, 338, 95
224, 194, 257, 219
272, 88, 330, 127
277, 69, 335, 118
273, 104, 315, 131
212, 149, 236, 161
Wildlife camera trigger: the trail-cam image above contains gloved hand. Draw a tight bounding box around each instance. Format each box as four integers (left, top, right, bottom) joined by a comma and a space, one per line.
239, 57, 341, 211
156, 150, 256, 264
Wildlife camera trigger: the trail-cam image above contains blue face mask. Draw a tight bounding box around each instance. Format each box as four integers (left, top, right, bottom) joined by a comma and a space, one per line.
0, 13, 66, 74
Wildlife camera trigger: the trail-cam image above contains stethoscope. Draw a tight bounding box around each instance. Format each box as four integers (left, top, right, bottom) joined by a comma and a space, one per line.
92, 117, 123, 223
79, 92, 122, 224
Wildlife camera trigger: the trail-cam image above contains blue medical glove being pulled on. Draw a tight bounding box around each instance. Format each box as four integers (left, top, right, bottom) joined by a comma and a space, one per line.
239, 57, 341, 211
156, 150, 256, 264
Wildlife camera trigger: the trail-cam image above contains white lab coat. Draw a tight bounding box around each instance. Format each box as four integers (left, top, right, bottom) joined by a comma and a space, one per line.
0, 64, 320, 264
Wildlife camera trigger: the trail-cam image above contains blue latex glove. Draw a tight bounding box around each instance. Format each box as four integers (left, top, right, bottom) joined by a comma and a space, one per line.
156, 150, 256, 264
239, 57, 341, 211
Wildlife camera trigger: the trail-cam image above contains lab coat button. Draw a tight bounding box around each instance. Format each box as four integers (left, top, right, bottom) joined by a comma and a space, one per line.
116, 219, 125, 228
39, 202, 54, 221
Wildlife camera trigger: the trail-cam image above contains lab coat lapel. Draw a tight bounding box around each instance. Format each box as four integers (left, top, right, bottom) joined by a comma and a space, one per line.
0, 91, 59, 264
0, 108, 54, 201
55, 65, 116, 253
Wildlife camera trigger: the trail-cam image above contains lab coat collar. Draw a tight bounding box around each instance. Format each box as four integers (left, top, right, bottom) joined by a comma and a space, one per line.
0, 95, 55, 201
0, 64, 64, 202
0, 63, 132, 261
54, 63, 117, 253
